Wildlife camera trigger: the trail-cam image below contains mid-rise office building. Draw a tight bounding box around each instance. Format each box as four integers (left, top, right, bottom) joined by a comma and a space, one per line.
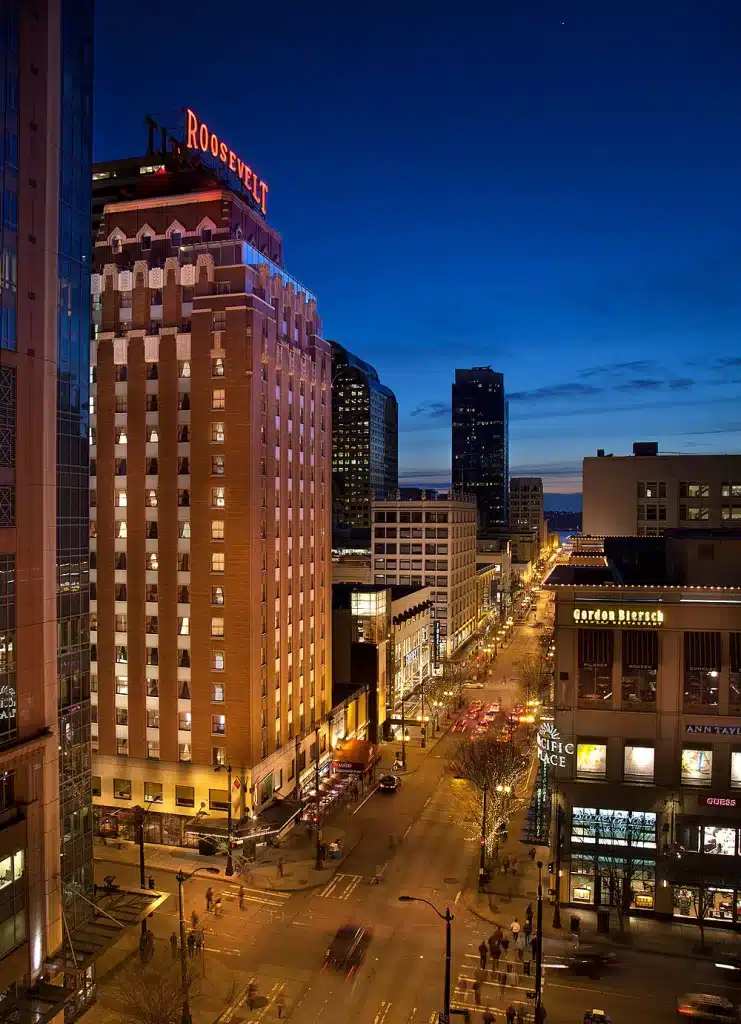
371, 494, 477, 658
0, 2, 95, 1015
510, 476, 544, 532
90, 128, 333, 845
583, 443, 741, 537
452, 367, 508, 534
331, 341, 397, 545
546, 531, 741, 926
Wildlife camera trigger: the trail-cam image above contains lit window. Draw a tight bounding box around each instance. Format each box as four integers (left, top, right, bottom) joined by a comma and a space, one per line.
211, 586, 225, 605
682, 747, 712, 786
147, 427, 159, 442
212, 651, 225, 671
211, 617, 224, 638
179, 743, 192, 762
212, 456, 225, 476
211, 683, 225, 702
211, 552, 225, 573
115, 677, 128, 695
146, 489, 157, 508
212, 389, 226, 410
178, 712, 192, 732
116, 490, 127, 508
147, 552, 159, 571
178, 617, 190, 636
116, 521, 127, 539
211, 520, 224, 541
179, 521, 191, 538
212, 357, 225, 377
576, 743, 607, 778
624, 745, 654, 782
211, 487, 225, 508
212, 715, 226, 735
178, 360, 191, 378
116, 427, 128, 444
732, 752, 741, 790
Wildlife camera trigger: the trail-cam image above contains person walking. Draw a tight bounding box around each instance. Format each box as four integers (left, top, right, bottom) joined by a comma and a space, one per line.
510, 917, 521, 942
494, 923, 504, 946
483, 1010, 495, 1024
187, 932, 196, 958
525, 903, 534, 924
205, 886, 213, 913
213, 896, 222, 917
473, 978, 482, 1006
478, 940, 488, 970
506, 1004, 516, 1024
170, 931, 178, 960
195, 931, 202, 956
516, 930, 526, 962
277, 857, 285, 878
516, 1008, 525, 1024
529, 847, 536, 861
247, 982, 258, 1011
239, 884, 245, 910
276, 993, 285, 1019
529, 934, 539, 964
523, 917, 533, 945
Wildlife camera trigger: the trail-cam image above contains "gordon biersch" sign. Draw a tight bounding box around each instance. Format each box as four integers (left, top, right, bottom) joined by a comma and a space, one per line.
573, 607, 664, 626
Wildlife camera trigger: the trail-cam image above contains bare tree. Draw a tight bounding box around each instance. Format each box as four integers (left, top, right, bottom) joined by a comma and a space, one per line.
515, 652, 553, 707
107, 952, 200, 1024
450, 734, 532, 854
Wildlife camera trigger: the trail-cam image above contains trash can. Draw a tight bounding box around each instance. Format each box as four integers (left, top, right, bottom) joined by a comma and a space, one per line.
570, 914, 581, 935
597, 907, 610, 935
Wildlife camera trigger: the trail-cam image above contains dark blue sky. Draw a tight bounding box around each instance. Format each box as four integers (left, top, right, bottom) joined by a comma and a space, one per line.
95, 2, 741, 494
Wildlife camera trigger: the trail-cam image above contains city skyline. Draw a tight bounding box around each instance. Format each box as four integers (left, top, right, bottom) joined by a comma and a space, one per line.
94, 3, 741, 494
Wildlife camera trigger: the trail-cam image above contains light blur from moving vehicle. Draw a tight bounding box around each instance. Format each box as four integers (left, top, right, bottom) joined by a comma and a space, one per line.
715, 955, 741, 977
463, 680, 485, 689
677, 994, 741, 1021
324, 923, 373, 976
452, 717, 468, 734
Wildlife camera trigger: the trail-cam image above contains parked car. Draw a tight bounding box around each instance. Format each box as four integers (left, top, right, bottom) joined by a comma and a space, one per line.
677, 994, 741, 1021
378, 774, 401, 792
325, 924, 373, 973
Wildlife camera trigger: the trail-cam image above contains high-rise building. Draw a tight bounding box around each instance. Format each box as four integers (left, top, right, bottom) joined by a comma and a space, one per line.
583, 443, 741, 537
331, 341, 397, 545
90, 126, 334, 844
452, 367, 508, 534
0, 0, 94, 1013
371, 493, 477, 658
510, 477, 544, 532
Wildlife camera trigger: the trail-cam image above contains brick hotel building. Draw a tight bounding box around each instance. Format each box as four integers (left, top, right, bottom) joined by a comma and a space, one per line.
90, 150, 334, 842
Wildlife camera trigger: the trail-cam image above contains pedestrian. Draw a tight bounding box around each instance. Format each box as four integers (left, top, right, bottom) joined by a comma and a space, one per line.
510, 917, 521, 942
187, 932, 195, 958
502, 855, 510, 873
195, 931, 202, 955
170, 931, 178, 959
483, 1011, 495, 1024
529, 847, 536, 861
191, 909, 199, 930
139, 933, 147, 963
516, 1009, 525, 1024
239, 885, 245, 910
478, 940, 488, 970
488, 932, 499, 959
525, 902, 533, 924
516, 930, 526, 962
529, 935, 538, 963
247, 982, 258, 1011
205, 886, 213, 912
494, 924, 504, 946
213, 896, 222, 917
510, 857, 518, 876
276, 993, 285, 1019
506, 1004, 516, 1024
473, 979, 482, 1006
277, 857, 284, 878
523, 918, 532, 944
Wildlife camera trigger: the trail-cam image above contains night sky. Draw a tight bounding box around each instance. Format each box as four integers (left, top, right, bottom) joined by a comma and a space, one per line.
94, 2, 741, 497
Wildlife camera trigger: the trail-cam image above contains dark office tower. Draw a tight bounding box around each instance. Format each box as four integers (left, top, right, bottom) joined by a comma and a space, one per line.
451, 367, 509, 534
0, 0, 93, 1015
331, 342, 398, 545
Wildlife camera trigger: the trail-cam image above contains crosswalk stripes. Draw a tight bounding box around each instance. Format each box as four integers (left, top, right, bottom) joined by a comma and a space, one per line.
318, 872, 364, 899
220, 883, 291, 909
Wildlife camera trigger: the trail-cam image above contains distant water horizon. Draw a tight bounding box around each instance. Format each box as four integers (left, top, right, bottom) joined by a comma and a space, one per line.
396, 485, 583, 513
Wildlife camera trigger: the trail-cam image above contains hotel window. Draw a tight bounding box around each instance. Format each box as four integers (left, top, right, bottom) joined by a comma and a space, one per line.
211, 422, 225, 443
722, 483, 741, 498
176, 785, 194, 807
624, 744, 654, 782
114, 457, 126, 476
113, 779, 131, 800
145, 489, 157, 508
178, 712, 191, 732
146, 708, 159, 729
115, 707, 128, 726
683, 631, 720, 708
681, 747, 713, 786
116, 490, 127, 508
211, 617, 224, 638
731, 635, 741, 713
211, 456, 225, 476
147, 677, 159, 697
213, 747, 228, 768
212, 650, 225, 671
147, 426, 159, 442
178, 360, 191, 378
146, 394, 158, 412
576, 743, 606, 779
115, 520, 127, 539
115, 677, 128, 695
212, 357, 225, 377
211, 552, 225, 573
211, 586, 225, 606
211, 389, 225, 410
115, 646, 128, 664
212, 715, 226, 735
145, 615, 158, 634
621, 630, 658, 709
211, 682, 225, 703
211, 487, 225, 508
144, 782, 163, 803
722, 506, 741, 520
115, 426, 128, 444
115, 394, 127, 413
209, 788, 229, 810
179, 743, 191, 762
178, 489, 190, 507
577, 629, 613, 707
147, 552, 159, 571
140, 234, 152, 250
92, 776, 101, 797
178, 617, 190, 636
683, 506, 709, 521
118, 738, 129, 756
211, 520, 224, 541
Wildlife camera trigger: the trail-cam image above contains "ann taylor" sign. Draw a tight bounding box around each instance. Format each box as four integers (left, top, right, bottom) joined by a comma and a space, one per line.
686, 724, 741, 736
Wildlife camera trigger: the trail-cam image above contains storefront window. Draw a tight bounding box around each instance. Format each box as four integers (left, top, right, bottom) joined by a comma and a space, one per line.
576, 743, 607, 778
703, 826, 737, 856
674, 885, 734, 922
571, 807, 656, 848
570, 854, 595, 904
0, 848, 25, 957
681, 748, 712, 786
624, 745, 654, 782
731, 751, 741, 790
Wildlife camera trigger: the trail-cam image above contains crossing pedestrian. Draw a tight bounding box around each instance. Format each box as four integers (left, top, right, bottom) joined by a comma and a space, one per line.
195, 931, 202, 955
170, 931, 178, 959
483, 1011, 495, 1024
506, 1004, 516, 1024
510, 917, 521, 942
523, 918, 533, 945
277, 857, 285, 878
213, 896, 222, 917
473, 979, 482, 1006
187, 932, 196, 958
478, 940, 488, 970
516, 930, 526, 961
276, 993, 285, 1019
205, 886, 213, 912
239, 884, 245, 910
247, 982, 258, 1011
191, 910, 199, 930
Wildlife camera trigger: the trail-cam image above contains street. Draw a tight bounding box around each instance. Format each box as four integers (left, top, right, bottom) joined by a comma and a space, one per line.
87, 596, 741, 1024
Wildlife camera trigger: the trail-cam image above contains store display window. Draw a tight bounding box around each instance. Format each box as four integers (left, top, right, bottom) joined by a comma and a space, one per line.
624, 745, 654, 782
576, 743, 607, 778
681, 748, 712, 786
731, 751, 741, 790
673, 885, 734, 922
703, 826, 737, 857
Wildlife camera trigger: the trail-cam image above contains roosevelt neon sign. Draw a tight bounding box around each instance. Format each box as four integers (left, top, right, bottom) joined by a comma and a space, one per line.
186, 109, 268, 215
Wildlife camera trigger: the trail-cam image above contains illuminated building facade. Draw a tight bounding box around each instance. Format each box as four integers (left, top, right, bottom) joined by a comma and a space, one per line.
331, 342, 397, 545
0, 0, 94, 1015
452, 367, 508, 535
547, 530, 741, 928
90, 148, 333, 843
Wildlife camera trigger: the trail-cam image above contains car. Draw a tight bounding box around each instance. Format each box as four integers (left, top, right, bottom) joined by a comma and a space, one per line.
324, 924, 373, 973
378, 774, 401, 792
463, 680, 485, 689
564, 950, 620, 978
452, 717, 468, 733
475, 723, 489, 735
511, 703, 524, 715
468, 700, 484, 712
487, 699, 502, 713
484, 710, 498, 722
677, 994, 741, 1021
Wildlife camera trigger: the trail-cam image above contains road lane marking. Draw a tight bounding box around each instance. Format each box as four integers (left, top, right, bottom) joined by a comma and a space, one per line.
374, 1002, 393, 1024
354, 784, 380, 813
424, 795, 432, 808
404, 822, 413, 838
455, 889, 462, 904
340, 874, 363, 899
318, 872, 364, 899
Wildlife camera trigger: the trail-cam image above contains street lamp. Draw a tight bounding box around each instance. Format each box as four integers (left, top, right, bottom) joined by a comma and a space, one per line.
212, 763, 234, 876
399, 896, 453, 1020
535, 860, 544, 1024
175, 865, 220, 1024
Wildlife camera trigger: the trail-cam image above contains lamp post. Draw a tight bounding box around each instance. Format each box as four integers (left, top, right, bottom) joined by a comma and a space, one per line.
552, 802, 563, 929
400, 686, 407, 768
478, 784, 488, 890
212, 763, 234, 877
175, 865, 220, 1024
314, 724, 323, 870
399, 896, 453, 1020
535, 860, 544, 1024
